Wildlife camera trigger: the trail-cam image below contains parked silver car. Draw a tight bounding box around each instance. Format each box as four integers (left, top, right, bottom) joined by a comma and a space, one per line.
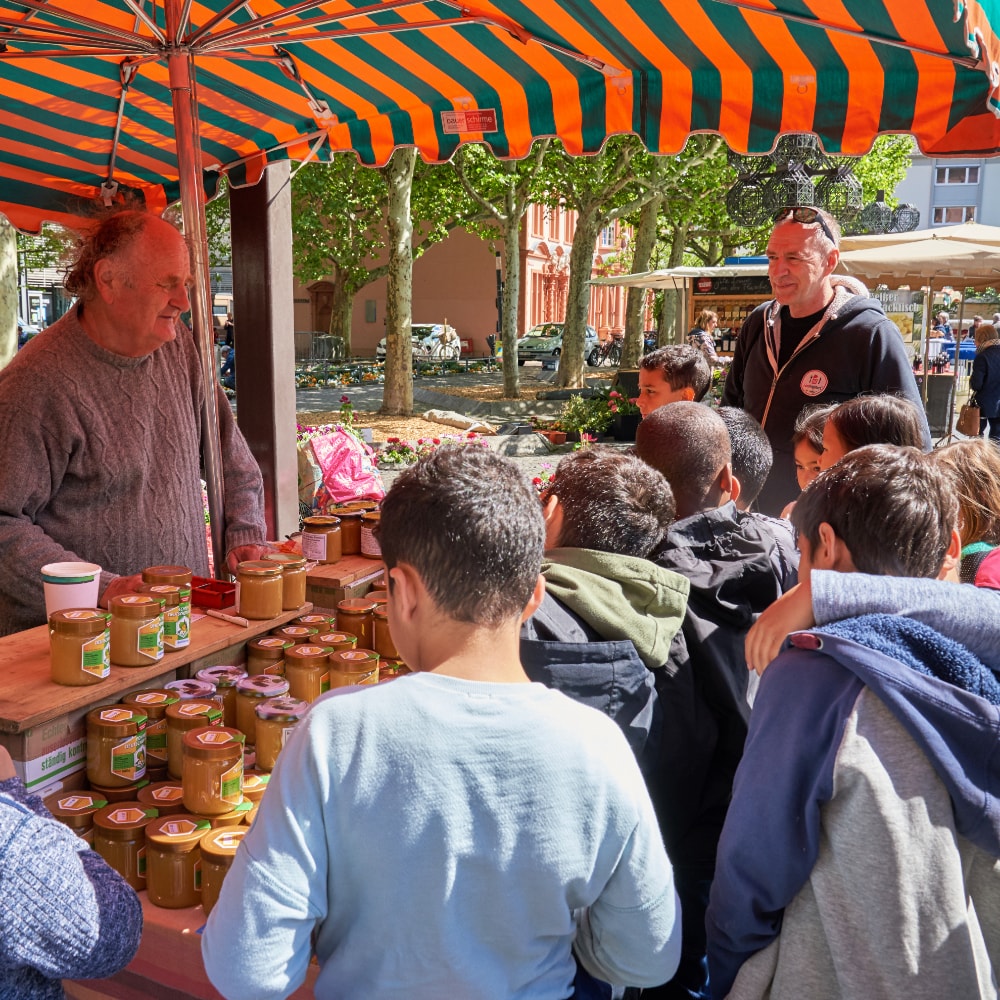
516, 323, 600, 365
376, 323, 461, 361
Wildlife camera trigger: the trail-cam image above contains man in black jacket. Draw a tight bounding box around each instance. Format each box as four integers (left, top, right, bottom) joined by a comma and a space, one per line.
722, 206, 929, 515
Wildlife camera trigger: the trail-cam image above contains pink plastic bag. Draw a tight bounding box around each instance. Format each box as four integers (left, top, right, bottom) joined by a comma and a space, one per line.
300, 428, 384, 513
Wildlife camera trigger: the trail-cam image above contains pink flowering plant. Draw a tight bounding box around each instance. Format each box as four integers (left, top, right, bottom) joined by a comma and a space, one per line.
606, 388, 640, 416
376, 432, 489, 468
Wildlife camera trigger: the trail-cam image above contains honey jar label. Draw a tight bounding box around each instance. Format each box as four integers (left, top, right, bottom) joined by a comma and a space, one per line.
263, 662, 285, 676
242, 773, 270, 792
340, 650, 372, 661
215, 830, 246, 850
319, 673, 330, 695
220, 761, 243, 804
100, 708, 136, 723
257, 638, 287, 648
146, 719, 167, 751
134, 692, 171, 705
58, 794, 103, 811
176, 609, 191, 642
82, 632, 111, 679
108, 807, 148, 825
111, 734, 146, 781
282, 627, 312, 637
162, 818, 210, 837
297, 645, 326, 656
136, 617, 164, 660
196, 730, 239, 747
65, 610, 102, 620
163, 608, 190, 649
300, 531, 328, 561
152, 785, 184, 802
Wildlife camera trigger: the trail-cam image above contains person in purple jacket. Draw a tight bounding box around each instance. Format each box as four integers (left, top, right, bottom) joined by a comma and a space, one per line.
707, 445, 1000, 1000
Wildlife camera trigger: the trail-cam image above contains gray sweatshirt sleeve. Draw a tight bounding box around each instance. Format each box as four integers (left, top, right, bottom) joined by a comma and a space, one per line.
810, 571, 1000, 666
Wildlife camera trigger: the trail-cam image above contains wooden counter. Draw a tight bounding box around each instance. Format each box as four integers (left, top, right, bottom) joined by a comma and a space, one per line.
0, 603, 310, 792
65, 892, 319, 1000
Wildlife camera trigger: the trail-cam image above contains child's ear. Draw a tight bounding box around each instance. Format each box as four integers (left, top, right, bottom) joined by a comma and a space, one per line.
520, 574, 546, 624
680, 387, 695, 402
542, 494, 563, 549
387, 563, 422, 622
938, 528, 963, 581
815, 522, 857, 572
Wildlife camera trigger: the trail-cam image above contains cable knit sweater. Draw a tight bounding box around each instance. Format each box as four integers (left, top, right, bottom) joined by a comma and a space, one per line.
0, 777, 143, 998
0, 306, 265, 634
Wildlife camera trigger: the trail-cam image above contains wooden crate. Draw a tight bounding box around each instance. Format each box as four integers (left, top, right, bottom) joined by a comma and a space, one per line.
306, 554, 385, 612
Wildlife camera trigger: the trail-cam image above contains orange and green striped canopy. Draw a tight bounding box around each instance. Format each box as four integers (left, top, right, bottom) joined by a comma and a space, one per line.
2, 0, 1000, 232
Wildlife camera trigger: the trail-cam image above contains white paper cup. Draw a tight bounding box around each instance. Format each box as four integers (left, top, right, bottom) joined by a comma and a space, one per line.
41, 562, 102, 618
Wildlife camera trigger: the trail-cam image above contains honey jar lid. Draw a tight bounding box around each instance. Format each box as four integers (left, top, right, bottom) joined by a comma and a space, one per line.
165, 678, 217, 701
138, 583, 182, 607
165, 699, 223, 728
285, 644, 333, 664
122, 688, 180, 710
109, 594, 165, 618
315, 631, 357, 648
366, 590, 388, 602
249, 636, 294, 653
196, 665, 247, 689
142, 565, 193, 586
302, 515, 342, 528
48, 608, 109, 635
137, 782, 185, 809
93, 802, 158, 837
44, 791, 109, 828
200, 826, 248, 860
337, 598, 377, 614
330, 648, 380, 666
236, 675, 290, 697
272, 625, 318, 641
332, 500, 379, 513
361, 511, 381, 524
182, 725, 245, 759
292, 614, 333, 627
86, 705, 148, 735
236, 560, 283, 577
373, 607, 389, 622
264, 552, 307, 568
145, 813, 213, 850
255, 695, 309, 722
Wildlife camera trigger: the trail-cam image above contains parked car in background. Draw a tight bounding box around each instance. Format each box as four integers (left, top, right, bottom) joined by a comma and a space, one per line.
376, 323, 461, 361
17, 317, 40, 348
517, 323, 600, 365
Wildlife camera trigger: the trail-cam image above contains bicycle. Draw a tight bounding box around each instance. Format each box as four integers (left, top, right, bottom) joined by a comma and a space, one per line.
592, 336, 623, 367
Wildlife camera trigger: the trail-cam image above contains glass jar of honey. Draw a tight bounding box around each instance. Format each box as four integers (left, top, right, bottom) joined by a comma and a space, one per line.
121, 689, 179, 771
300, 515, 342, 563
379, 659, 411, 682
246, 636, 292, 676
49, 609, 110, 686
142, 566, 193, 636
182, 726, 245, 816
254, 696, 309, 771
241, 770, 270, 805
145, 814, 212, 908
372, 607, 398, 659
360, 511, 381, 559
164, 678, 217, 702
314, 631, 358, 653
284, 644, 333, 703
263, 552, 308, 610
335, 598, 376, 648
137, 781, 186, 817
270, 625, 319, 645
200, 827, 247, 916
109, 594, 164, 666
44, 790, 108, 838
165, 700, 223, 779
192, 800, 253, 829
234, 675, 290, 744
326, 508, 360, 555
138, 584, 190, 650
86, 706, 147, 787
196, 665, 247, 729
237, 561, 283, 620
329, 648, 380, 688
366, 589, 388, 606
89, 780, 146, 804
93, 802, 157, 890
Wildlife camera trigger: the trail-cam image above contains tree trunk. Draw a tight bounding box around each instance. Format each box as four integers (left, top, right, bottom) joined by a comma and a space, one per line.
501, 209, 521, 398
622, 194, 661, 369
328, 273, 353, 358
0, 217, 17, 370
555, 209, 601, 389
380, 149, 417, 416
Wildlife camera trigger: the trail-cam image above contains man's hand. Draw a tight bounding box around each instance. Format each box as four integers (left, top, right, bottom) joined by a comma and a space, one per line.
99, 574, 144, 609
226, 544, 274, 576
745, 580, 815, 676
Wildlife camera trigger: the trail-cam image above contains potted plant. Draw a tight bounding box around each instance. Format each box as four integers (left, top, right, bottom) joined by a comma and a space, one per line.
558, 393, 614, 441
606, 388, 642, 441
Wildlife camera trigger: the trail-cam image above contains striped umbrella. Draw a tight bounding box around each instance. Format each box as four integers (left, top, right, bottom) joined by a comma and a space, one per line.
2, 0, 1000, 235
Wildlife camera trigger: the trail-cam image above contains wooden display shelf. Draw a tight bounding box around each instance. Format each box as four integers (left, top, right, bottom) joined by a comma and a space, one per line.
306, 554, 384, 611
65, 892, 319, 1000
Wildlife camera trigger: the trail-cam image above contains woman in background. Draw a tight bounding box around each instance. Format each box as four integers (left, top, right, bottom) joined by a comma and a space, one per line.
686, 309, 723, 368
970, 322, 1000, 442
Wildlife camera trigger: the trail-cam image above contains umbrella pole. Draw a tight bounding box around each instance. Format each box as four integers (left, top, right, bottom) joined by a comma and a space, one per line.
166, 21, 226, 579
942, 297, 967, 446
921, 282, 933, 405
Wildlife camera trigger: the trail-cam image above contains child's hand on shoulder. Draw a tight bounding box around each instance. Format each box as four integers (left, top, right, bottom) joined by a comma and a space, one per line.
746, 581, 816, 676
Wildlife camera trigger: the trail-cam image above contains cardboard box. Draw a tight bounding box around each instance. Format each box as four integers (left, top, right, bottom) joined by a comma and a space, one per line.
14, 737, 88, 793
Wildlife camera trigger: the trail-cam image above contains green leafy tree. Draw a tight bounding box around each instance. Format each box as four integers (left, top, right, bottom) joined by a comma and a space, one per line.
452, 139, 550, 398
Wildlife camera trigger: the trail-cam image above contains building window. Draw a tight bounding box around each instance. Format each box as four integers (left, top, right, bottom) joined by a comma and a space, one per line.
600, 224, 616, 248
935, 166, 980, 185
933, 206, 977, 224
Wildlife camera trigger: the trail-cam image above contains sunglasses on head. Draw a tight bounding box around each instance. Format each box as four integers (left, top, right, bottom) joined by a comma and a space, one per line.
773, 206, 836, 246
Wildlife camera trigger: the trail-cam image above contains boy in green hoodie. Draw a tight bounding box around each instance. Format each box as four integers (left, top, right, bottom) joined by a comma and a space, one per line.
520, 446, 690, 773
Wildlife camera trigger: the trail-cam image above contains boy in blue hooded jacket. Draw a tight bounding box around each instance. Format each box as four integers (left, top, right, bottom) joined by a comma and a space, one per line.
707, 445, 1000, 1000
